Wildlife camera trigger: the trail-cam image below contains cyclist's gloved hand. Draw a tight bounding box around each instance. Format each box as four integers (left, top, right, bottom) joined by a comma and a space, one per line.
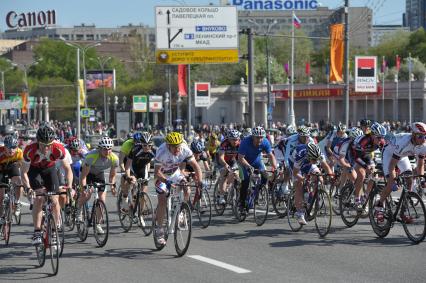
247, 165, 254, 175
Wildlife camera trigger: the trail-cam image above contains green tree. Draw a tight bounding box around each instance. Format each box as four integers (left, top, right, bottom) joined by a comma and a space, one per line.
406, 28, 426, 64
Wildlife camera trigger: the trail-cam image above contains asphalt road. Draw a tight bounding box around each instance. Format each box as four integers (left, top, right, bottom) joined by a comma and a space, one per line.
1, 180, 426, 283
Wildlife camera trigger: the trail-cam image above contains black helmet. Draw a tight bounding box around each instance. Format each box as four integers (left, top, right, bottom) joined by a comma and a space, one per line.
306, 143, 322, 160
4, 135, 18, 149
140, 132, 152, 144
37, 126, 55, 144
360, 119, 372, 127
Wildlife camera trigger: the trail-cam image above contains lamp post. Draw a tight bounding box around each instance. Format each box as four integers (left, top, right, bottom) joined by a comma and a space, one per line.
0, 60, 16, 125
90, 56, 112, 122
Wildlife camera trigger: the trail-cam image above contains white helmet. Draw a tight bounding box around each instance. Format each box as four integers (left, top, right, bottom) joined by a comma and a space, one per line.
411, 122, 426, 135
348, 127, 364, 139
99, 136, 113, 149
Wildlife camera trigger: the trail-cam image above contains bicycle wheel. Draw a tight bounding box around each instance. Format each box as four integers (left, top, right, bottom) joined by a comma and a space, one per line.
271, 181, 288, 218
213, 180, 226, 216
339, 183, 359, 227
93, 200, 109, 247
287, 190, 303, 232
2, 204, 11, 245
174, 202, 192, 257
48, 214, 59, 276
232, 185, 246, 222
35, 216, 46, 267
254, 185, 269, 226
63, 203, 75, 232
58, 209, 65, 257
314, 187, 332, 237
137, 192, 153, 236
77, 204, 89, 242
196, 187, 212, 228
117, 190, 133, 232
153, 207, 169, 250
401, 192, 426, 244
13, 201, 21, 225
368, 187, 392, 238
329, 182, 341, 216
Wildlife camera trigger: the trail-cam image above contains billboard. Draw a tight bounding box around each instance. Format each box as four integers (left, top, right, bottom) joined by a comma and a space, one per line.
86, 69, 116, 90
133, 95, 147, 112
149, 95, 163, 112
355, 56, 377, 93
194, 82, 210, 107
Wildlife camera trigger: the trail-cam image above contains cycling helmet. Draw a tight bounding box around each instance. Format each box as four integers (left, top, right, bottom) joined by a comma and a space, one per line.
69, 138, 81, 150
37, 125, 55, 144
98, 136, 113, 149
133, 131, 142, 143
3, 125, 15, 135
337, 123, 347, 132
286, 125, 297, 135
165, 132, 183, 145
127, 132, 134, 139
411, 122, 426, 135
360, 119, 372, 127
252, 126, 266, 137
297, 126, 311, 137
370, 122, 387, 137
242, 128, 252, 137
140, 132, 152, 144
348, 127, 364, 139
190, 140, 204, 153
3, 135, 18, 149
306, 143, 322, 160
227, 129, 240, 140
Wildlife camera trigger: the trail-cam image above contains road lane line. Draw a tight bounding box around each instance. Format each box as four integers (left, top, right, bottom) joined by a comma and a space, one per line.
187, 255, 251, 274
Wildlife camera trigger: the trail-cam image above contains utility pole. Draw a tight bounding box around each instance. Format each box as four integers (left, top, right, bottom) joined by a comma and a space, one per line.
248, 28, 255, 128
344, 0, 350, 126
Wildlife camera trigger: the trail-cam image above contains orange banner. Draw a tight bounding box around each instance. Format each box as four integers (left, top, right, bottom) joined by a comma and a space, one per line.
178, 65, 187, 97
20, 92, 28, 114
329, 24, 344, 82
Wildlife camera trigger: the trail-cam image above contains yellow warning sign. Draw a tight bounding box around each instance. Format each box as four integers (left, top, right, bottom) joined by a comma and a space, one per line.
156, 49, 239, 64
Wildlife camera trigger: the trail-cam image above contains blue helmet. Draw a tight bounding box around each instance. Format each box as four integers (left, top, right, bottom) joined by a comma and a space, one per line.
190, 140, 204, 153
370, 122, 387, 137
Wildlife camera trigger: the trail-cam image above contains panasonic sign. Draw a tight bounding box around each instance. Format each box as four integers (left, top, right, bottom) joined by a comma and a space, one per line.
232, 0, 318, 10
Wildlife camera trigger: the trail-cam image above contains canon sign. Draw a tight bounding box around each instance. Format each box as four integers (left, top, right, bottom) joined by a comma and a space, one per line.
6, 9, 56, 29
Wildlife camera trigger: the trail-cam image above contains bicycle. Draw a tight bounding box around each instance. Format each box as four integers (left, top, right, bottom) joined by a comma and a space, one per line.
117, 178, 153, 235
76, 183, 113, 247
189, 172, 212, 228
34, 190, 67, 276
235, 169, 270, 226
328, 167, 343, 216
0, 179, 23, 245
63, 184, 78, 232
153, 181, 196, 257
268, 165, 288, 218
369, 172, 426, 244
212, 165, 239, 216
287, 172, 332, 237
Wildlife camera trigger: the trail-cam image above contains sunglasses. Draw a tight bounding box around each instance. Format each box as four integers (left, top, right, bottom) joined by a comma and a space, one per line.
101, 147, 112, 150
415, 134, 426, 140
39, 141, 53, 147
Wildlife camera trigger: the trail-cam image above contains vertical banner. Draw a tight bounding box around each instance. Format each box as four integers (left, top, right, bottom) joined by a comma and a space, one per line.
178, 65, 187, 97
194, 82, 210, 108
355, 56, 377, 92
78, 79, 86, 106
329, 24, 344, 82
20, 92, 28, 114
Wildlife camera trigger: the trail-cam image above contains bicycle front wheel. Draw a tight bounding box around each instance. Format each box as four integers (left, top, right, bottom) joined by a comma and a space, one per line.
35, 216, 46, 267
58, 209, 65, 257
213, 180, 226, 216
2, 203, 11, 245
48, 214, 59, 276
137, 192, 153, 236
339, 184, 359, 227
271, 181, 288, 218
117, 190, 133, 232
93, 200, 109, 247
174, 202, 192, 257
329, 182, 341, 216
314, 188, 332, 237
77, 204, 89, 242
254, 185, 269, 226
196, 188, 212, 228
287, 190, 302, 232
401, 192, 426, 244
368, 187, 391, 238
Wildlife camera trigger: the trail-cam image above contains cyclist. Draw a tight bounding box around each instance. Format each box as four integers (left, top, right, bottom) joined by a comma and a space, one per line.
78, 137, 118, 234
206, 133, 220, 162
375, 122, 426, 222
350, 122, 387, 211
241, 128, 252, 139
216, 129, 240, 204
360, 119, 373, 135
292, 142, 333, 225
21, 125, 72, 245
118, 132, 140, 204
327, 123, 347, 160
273, 126, 297, 195
122, 132, 155, 212
187, 140, 210, 173
153, 132, 203, 246
238, 126, 277, 215
0, 135, 24, 225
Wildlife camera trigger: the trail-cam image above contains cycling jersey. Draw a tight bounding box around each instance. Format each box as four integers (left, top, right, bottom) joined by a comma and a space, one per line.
83, 149, 119, 175
218, 139, 240, 165
292, 144, 324, 175
273, 143, 286, 164
0, 146, 23, 165
284, 134, 314, 167
238, 136, 272, 165
55, 148, 72, 186
128, 145, 155, 177
23, 142, 66, 168
351, 135, 380, 167
154, 142, 193, 174
332, 137, 351, 158
206, 139, 219, 156
185, 151, 208, 172
120, 139, 135, 156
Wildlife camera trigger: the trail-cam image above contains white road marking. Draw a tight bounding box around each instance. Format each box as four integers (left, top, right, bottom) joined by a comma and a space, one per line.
187, 255, 251, 274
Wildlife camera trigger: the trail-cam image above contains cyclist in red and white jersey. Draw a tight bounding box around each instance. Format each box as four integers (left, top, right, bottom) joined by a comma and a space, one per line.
21, 125, 72, 245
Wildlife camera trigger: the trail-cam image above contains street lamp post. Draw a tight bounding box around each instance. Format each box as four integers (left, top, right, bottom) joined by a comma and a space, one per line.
0, 60, 16, 125
90, 56, 112, 123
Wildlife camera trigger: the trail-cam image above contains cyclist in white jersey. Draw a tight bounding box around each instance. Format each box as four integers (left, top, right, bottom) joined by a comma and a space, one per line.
376, 122, 426, 222
153, 132, 203, 246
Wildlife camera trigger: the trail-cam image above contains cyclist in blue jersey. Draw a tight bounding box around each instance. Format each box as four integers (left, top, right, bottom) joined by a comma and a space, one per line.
237, 126, 277, 215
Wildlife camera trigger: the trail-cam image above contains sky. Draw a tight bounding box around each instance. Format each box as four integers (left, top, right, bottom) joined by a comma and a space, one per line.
0, 0, 405, 31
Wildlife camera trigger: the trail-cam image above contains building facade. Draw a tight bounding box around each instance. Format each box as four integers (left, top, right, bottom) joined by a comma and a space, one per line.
371, 25, 410, 46
405, 0, 426, 31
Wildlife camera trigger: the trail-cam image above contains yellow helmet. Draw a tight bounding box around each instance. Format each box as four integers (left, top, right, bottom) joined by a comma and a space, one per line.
165, 132, 183, 145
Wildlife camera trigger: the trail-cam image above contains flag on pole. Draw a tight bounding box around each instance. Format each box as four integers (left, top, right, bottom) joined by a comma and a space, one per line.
305, 62, 310, 76
381, 57, 387, 73
284, 62, 289, 75
396, 55, 401, 71
178, 65, 187, 97
0, 90, 4, 100
78, 79, 85, 106
293, 12, 302, 29
20, 92, 28, 114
